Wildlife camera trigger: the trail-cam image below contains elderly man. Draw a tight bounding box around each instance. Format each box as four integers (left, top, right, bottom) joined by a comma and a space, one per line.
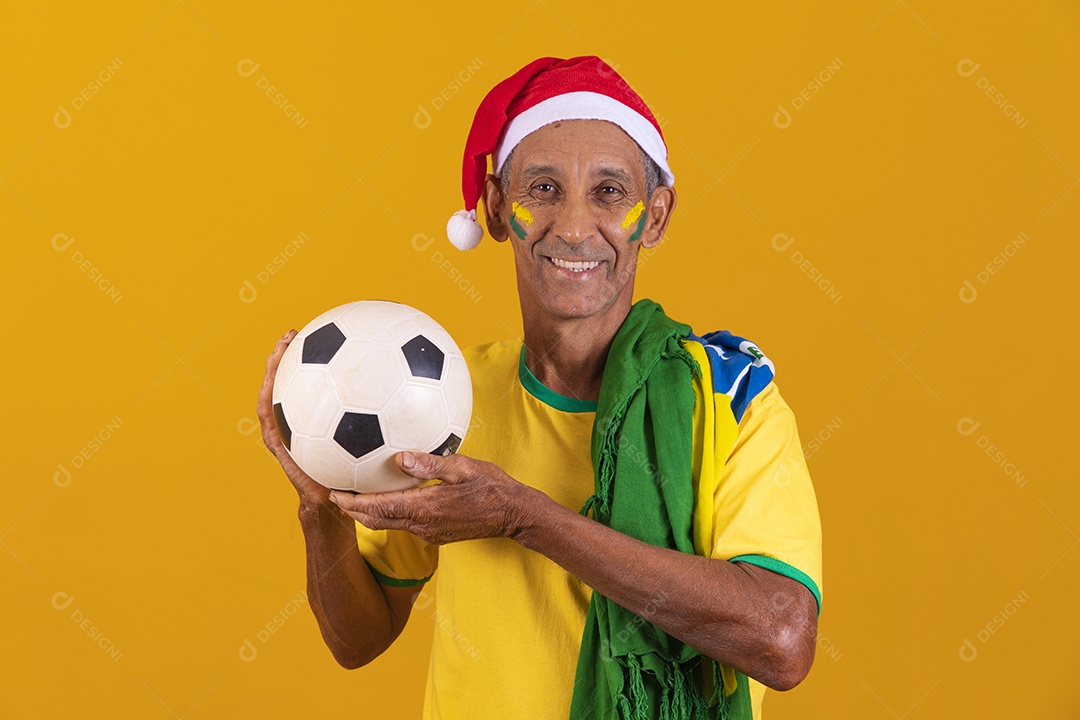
258, 56, 822, 719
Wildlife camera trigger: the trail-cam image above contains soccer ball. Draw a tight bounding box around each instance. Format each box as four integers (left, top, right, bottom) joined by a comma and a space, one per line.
271, 300, 472, 493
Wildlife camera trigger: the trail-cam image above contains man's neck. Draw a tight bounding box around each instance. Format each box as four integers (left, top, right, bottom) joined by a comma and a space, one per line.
520, 299, 632, 403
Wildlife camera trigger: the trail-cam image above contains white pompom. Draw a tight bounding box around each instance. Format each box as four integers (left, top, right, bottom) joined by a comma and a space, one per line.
446, 209, 483, 251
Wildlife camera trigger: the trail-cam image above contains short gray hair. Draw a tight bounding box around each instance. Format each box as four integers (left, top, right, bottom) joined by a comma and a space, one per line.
498, 145, 662, 202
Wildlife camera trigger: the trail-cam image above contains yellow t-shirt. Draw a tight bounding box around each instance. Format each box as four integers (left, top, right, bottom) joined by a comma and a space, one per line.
357, 333, 823, 719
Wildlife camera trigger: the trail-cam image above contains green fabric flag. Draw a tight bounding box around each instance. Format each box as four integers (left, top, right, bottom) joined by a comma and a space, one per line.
568, 299, 753, 720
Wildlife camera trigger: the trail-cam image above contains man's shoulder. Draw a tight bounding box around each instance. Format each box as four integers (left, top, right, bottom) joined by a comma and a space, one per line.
683, 330, 776, 424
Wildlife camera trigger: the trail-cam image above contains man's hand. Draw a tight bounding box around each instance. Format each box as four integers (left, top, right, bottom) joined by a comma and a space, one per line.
328, 452, 541, 545
257, 329, 330, 506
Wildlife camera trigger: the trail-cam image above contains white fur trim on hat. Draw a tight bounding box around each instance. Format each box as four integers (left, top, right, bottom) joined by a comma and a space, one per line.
493, 91, 674, 186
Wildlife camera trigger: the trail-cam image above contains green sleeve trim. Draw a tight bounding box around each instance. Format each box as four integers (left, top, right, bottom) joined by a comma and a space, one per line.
729, 554, 822, 615
518, 345, 598, 413
364, 560, 433, 588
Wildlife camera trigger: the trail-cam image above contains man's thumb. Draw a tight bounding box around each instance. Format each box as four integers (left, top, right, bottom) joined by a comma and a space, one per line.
397, 450, 439, 479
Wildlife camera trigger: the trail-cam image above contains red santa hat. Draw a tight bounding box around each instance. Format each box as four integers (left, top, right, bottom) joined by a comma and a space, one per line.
446, 55, 674, 250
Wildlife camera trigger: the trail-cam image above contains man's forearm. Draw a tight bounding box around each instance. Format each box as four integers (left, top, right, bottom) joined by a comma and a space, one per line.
298, 499, 396, 669
512, 490, 817, 690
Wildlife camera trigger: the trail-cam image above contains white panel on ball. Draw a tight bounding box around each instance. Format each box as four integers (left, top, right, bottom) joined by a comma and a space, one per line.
353, 452, 419, 493
441, 355, 473, 430
301, 436, 360, 491
333, 343, 406, 411
281, 368, 339, 438
337, 300, 420, 345
384, 384, 451, 452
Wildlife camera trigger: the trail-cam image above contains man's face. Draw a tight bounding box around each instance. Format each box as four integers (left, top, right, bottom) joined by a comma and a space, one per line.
483, 119, 673, 322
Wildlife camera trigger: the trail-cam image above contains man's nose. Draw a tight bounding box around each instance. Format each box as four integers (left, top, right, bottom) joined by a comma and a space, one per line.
554, 194, 595, 248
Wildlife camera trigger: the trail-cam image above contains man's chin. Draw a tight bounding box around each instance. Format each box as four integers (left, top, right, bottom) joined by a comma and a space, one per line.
538, 294, 617, 322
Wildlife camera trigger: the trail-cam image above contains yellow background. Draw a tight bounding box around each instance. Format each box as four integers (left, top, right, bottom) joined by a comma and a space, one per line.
3, 1, 1077, 717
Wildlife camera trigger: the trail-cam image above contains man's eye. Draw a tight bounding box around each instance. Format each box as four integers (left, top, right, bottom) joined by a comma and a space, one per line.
532, 183, 556, 193
597, 185, 623, 199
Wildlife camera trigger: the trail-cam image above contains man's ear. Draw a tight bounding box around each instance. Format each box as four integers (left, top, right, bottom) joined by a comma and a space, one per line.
639, 185, 677, 249
481, 173, 510, 242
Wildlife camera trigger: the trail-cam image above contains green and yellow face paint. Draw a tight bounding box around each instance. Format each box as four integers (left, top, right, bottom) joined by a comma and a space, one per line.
510, 202, 533, 240
621, 201, 647, 243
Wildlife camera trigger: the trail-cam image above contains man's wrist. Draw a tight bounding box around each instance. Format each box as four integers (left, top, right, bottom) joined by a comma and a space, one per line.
298, 494, 351, 529
508, 484, 561, 547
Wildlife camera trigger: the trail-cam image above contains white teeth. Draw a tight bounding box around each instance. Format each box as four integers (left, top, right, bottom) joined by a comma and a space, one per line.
551, 257, 600, 272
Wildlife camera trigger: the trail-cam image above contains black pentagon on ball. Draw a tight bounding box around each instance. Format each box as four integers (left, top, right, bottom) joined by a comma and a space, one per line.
333, 412, 384, 459
401, 335, 445, 380
302, 323, 346, 364
273, 403, 292, 451
430, 433, 462, 458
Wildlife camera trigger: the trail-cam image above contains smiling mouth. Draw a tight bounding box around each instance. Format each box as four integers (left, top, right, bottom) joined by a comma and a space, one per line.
549, 257, 601, 273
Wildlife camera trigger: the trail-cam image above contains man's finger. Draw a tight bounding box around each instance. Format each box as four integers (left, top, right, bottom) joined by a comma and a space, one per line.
330, 486, 431, 517
267, 330, 302, 377
395, 451, 476, 484
256, 330, 301, 465
259, 330, 296, 403
340, 510, 413, 533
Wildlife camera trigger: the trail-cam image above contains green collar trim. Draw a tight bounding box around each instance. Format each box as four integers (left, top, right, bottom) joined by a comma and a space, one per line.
518, 345, 598, 413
